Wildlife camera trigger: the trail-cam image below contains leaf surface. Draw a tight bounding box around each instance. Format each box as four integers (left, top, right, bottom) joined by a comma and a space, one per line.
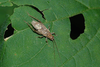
1, 0, 100, 67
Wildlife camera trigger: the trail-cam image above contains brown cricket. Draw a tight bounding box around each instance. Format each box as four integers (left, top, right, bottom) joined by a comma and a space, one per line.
24, 13, 61, 66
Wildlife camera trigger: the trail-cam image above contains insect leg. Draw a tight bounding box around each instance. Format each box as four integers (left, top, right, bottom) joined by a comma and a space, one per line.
46, 37, 48, 43
24, 21, 37, 32
27, 13, 42, 23
47, 26, 56, 36
41, 9, 49, 12
48, 25, 50, 30
38, 36, 44, 38
37, 36, 48, 44
52, 32, 57, 36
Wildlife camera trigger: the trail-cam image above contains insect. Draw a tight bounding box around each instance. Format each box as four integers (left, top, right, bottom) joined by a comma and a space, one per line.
24, 13, 61, 67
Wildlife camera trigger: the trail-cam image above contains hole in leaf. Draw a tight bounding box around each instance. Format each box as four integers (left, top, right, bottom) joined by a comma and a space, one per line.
25, 5, 46, 19
69, 14, 85, 40
4, 24, 14, 38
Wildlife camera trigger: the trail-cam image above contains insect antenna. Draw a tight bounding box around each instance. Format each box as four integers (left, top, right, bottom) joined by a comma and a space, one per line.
53, 39, 56, 67
53, 39, 62, 67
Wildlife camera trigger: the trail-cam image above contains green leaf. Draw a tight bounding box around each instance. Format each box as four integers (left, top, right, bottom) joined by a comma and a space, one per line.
0, 0, 13, 6
1, 0, 100, 67
0, 7, 10, 66
0, 0, 9, 3
0, 5, 17, 66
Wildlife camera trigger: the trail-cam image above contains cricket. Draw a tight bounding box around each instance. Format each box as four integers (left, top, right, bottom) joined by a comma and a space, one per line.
24, 13, 61, 67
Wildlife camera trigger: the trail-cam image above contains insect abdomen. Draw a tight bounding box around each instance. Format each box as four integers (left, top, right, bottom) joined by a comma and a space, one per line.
31, 20, 54, 40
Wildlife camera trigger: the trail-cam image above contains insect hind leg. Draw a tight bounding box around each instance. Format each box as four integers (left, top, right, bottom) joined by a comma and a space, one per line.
24, 21, 37, 32
27, 13, 41, 23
